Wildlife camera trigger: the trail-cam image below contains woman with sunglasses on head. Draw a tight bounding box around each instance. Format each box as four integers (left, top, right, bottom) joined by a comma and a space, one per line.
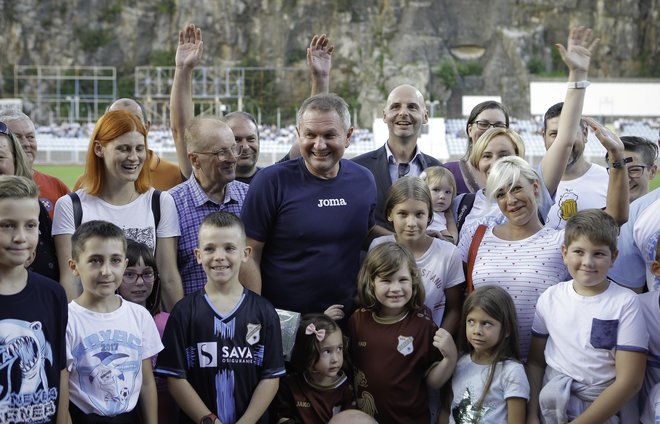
0, 121, 60, 281
444, 101, 511, 195
52, 110, 183, 309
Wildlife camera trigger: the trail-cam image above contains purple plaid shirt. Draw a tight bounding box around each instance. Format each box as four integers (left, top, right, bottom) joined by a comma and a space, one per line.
169, 175, 249, 295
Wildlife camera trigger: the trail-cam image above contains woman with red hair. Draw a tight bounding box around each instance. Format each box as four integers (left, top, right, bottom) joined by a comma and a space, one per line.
52, 110, 183, 308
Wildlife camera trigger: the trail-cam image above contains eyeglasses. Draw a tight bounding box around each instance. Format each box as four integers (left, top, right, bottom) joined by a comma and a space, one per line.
122, 270, 156, 284
398, 163, 411, 179
194, 144, 241, 160
607, 164, 647, 178
0, 122, 9, 136
474, 120, 508, 131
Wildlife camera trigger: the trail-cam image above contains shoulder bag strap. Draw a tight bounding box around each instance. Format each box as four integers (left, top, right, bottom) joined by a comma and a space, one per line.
466, 224, 488, 294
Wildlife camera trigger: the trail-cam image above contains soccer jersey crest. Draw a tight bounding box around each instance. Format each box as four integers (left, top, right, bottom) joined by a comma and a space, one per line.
246, 323, 261, 345
397, 335, 414, 356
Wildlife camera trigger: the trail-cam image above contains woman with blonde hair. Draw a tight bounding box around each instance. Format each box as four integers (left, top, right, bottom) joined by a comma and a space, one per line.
52, 110, 183, 308
457, 117, 630, 359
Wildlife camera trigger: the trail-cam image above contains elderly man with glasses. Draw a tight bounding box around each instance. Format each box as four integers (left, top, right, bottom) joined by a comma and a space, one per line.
168, 117, 249, 295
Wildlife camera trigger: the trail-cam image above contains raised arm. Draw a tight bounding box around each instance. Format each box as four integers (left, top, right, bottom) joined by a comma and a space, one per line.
583, 117, 629, 226
171, 24, 203, 179
308, 34, 334, 96
540, 27, 599, 195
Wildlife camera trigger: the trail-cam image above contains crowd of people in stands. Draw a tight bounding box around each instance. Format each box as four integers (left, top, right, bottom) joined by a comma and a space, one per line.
0, 22, 658, 424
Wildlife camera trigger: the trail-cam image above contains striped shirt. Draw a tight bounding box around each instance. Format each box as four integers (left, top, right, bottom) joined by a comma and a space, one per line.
169, 174, 249, 295
459, 224, 569, 359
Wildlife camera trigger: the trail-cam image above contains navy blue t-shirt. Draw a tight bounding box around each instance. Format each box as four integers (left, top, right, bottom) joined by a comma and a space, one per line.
241, 157, 376, 314
0, 272, 68, 424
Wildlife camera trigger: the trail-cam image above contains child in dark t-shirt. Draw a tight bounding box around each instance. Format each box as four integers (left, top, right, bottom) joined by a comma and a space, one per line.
0, 175, 68, 424
156, 212, 285, 424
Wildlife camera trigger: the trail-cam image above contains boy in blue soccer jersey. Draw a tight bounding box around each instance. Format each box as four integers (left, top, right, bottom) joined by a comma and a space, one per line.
155, 211, 285, 424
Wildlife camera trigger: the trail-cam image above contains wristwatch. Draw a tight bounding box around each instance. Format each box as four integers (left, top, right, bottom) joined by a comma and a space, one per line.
610, 157, 632, 169
200, 413, 219, 424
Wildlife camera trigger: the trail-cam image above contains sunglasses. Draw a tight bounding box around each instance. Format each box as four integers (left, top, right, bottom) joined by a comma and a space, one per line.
0, 122, 9, 136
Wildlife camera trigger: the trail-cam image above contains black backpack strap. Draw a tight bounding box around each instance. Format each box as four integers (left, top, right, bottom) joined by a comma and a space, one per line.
151, 190, 161, 231
456, 193, 476, 235
68, 192, 83, 229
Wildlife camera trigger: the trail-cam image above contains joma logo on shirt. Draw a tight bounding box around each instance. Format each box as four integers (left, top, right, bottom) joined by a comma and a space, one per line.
317, 198, 347, 208
296, 401, 311, 408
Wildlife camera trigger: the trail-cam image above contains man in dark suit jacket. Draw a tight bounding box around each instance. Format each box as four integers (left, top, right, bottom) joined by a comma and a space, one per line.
353, 84, 442, 235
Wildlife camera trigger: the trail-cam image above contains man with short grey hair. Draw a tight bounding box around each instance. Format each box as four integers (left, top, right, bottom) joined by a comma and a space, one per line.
240, 93, 376, 315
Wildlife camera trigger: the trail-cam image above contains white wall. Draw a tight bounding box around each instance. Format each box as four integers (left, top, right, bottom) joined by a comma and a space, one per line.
530, 82, 660, 116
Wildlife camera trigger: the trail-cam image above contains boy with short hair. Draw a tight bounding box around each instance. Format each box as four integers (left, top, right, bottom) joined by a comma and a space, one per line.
0, 175, 68, 424
65, 220, 162, 423
526, 209, 648, 423
155, 211, 285, 424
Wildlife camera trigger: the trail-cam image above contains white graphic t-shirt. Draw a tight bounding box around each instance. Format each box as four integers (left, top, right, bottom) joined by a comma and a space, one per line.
66, 297, 163, 416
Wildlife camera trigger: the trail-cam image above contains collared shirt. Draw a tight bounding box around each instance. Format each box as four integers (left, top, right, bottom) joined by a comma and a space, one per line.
385, 141, 424, 183
169, 174, 249, 295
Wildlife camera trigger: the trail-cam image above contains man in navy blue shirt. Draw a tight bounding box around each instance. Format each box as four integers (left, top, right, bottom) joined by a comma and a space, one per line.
240, 94, 376, 315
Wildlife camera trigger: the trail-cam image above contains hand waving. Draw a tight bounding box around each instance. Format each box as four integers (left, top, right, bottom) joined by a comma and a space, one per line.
307, 34, 334, 78
556, 26, 599, 74
176, 24, 203, 69
582, 117, 624, 156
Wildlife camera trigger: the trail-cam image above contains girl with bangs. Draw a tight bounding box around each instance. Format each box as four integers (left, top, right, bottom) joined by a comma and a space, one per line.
349, 242, 457, 423
53, 110, 182, 308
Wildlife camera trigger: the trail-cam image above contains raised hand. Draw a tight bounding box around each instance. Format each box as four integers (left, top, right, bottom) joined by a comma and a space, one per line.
176, 24, 203, 69
307, 34, 334, 78
555, 26, 599, 74
582, 117, 624, 155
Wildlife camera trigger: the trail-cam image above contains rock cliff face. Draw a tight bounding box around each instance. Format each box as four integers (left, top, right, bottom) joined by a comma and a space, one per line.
1, 0, 658, 124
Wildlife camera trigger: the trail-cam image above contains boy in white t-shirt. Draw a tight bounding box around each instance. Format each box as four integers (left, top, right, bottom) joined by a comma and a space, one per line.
65, 220, 163, 423
526, 209, 648, 424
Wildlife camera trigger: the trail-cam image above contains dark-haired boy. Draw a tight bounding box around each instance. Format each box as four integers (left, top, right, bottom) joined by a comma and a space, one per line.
155, 211, 285, 424
65, 220, 162, 423
0, 175, 68, 424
